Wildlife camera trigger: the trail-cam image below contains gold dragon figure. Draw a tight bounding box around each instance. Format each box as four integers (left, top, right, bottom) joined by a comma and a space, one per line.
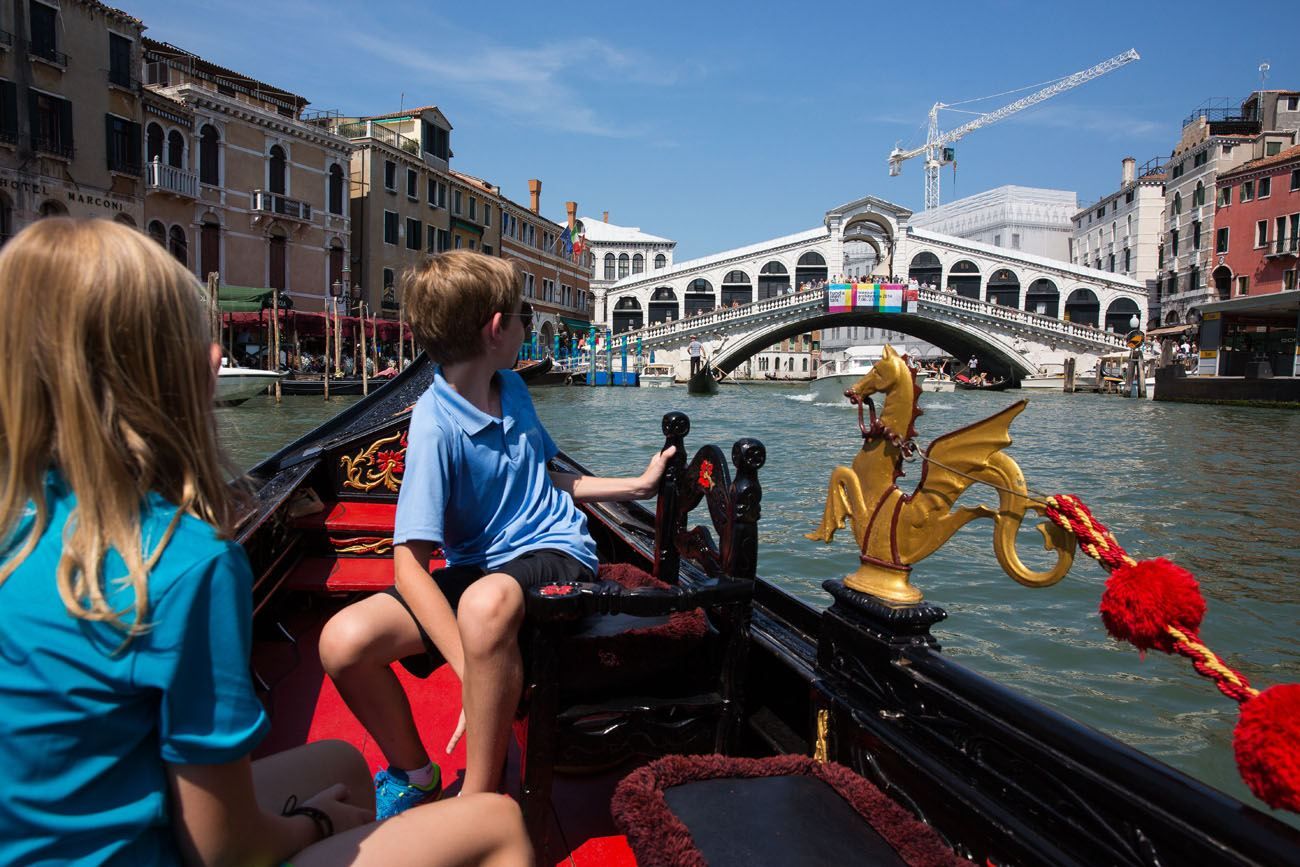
806, 345, 1075, 603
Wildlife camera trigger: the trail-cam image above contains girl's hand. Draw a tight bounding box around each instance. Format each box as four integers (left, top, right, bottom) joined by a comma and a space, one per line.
446, 707, 467, 753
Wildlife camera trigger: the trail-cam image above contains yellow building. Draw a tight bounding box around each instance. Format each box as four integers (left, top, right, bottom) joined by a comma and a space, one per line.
1, 0, 145, 238
141, 39, 352, 310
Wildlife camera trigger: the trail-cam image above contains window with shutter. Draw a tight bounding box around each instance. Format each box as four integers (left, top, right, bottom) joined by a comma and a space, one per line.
0, 81, 18, 144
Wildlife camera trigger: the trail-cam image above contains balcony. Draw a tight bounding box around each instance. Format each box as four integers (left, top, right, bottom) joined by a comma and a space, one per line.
0, 28, 13, 49
334, 121, 420, 157
1266, 238, 1298, 258
251, 189, 312, 222
146, 159, 198, 198
32, 136, 73, 159
30, 43, 67, 67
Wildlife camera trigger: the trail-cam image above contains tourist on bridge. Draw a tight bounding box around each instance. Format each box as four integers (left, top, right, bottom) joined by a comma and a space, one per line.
688, 334, 704, 376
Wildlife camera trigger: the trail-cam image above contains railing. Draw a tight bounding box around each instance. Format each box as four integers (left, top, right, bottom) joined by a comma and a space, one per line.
0, 28, 13, 48
1267, 238, 1299, 258
146, 159, 198, 197
108, 160, 142, 177
1182, 97, 1258, 128
623, 285, 1128, 352
251, 189, 311, 221
30, 43, 68, 66
334, 121, 420, 156
32, 136, 73, 159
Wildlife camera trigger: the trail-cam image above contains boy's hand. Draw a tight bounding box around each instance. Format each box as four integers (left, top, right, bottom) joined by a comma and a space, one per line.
635, 445, 677, 498
446, 707, 467, 754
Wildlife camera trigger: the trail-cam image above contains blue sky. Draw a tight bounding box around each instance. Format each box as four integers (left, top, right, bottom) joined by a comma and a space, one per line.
128, 0, 1296, 259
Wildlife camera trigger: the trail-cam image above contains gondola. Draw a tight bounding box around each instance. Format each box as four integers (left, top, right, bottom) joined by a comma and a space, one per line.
954, 374, 1011, 391
279, 375, 372, 396
238, 353, 1300, 866
513, 356, 553, 381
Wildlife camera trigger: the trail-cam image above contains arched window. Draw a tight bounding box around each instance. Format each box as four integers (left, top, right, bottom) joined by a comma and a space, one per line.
632, 253, 644, 274
168, 225, 188, 266
199, 125, 220, 185
1063, 288, 1099, 328
758, 260, 790, 299
147, 220, 166, 246
328, 164, 345, 215
200, 218, 221, 281
166, 129, 184, 168
268, 145, 287, 195
618, 253, 630, 279
721, 269, 752, 306
1172, 193, 1181, 216
603, 253, 616, 280
685, 277, 715, 315
1193, 181, 1205, 208
654, 253, 666, 269
908, 251, 941, 286
1104, 297, 1142, 333
146, 122, 164, 163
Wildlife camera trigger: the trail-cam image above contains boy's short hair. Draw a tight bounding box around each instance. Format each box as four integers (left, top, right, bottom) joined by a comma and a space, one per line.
400, 252, 522, 364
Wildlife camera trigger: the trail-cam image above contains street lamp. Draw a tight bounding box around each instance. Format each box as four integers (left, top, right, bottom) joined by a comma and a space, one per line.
1129, 314, 1140, 330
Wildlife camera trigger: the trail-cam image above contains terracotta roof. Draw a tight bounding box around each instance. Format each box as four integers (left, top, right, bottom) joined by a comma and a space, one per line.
364, 106, 443, 122
76, 0, 143, 27
448, 169, 498, 194
1217, 143, 1300, 179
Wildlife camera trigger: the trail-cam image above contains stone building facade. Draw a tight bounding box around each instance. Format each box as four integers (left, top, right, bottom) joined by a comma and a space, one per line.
1, 0, 145, 240
499, 180, 592, 348
576, 213, 675, 323
1070, 157, 1167, 323
907, 186, 1078, 262
141, 39, 352, 310
1157, 92, 1300, 328
1214, 143, 1300, 297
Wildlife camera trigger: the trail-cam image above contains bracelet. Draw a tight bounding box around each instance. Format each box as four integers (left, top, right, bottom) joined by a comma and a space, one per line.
281, 795, 334, 841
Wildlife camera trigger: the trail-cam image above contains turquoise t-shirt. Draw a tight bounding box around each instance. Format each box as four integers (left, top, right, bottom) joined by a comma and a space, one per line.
393, 367, 598, 574
0, 472, 269, 866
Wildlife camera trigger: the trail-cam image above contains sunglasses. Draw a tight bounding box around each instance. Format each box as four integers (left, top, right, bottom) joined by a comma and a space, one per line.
503, 301, 533, 333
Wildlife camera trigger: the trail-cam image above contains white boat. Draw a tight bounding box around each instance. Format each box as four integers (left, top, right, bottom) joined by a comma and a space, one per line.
920, 373, 955, 393
1017, 375, 1068, 390
810, 347, 904, 403
216, 364, 285, 406
639, 363, 677, 387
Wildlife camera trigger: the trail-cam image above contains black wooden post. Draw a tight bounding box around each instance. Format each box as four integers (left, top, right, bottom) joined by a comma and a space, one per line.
653, 411, 689, 583
723, 437, 765, 580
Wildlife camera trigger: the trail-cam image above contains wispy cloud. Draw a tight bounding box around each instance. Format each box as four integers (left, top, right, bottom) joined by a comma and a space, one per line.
1000, 103, 1167, 139
349, 30, 691, 138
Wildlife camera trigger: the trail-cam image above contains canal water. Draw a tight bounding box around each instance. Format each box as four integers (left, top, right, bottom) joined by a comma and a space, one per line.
217, 383, 1300, 822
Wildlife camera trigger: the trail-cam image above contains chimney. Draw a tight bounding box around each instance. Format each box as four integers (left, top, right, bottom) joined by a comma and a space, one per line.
528, 179, 541, 214
1121, 157, 1136, 185
602, 211, 609, 223
565, 200, 577, 229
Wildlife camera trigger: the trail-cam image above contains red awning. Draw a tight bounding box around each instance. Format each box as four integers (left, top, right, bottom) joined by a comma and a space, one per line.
220, 310, 412, 341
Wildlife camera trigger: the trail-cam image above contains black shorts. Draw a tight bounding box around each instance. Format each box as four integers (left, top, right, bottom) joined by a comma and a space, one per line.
382, 548, 595, 678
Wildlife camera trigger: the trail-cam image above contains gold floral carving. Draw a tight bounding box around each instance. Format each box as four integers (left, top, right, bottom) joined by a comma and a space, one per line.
340, 431, 407, 493
334, 536, 393, 556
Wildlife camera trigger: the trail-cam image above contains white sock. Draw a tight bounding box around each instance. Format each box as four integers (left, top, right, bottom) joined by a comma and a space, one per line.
403, 762, 436, 788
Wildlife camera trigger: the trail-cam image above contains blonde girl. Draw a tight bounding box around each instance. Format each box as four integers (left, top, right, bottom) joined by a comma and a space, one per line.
0, 219, 530, 867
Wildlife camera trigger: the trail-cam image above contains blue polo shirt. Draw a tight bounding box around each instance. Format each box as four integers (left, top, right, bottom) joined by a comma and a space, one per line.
394, 368, 598, 574
0, 472, 269, 866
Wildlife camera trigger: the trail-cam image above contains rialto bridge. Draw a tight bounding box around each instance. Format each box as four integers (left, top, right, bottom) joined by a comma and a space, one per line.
599, 196, 1146, 379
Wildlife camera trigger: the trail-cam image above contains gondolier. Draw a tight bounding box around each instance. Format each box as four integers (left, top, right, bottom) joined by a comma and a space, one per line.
688, 335, 703, 376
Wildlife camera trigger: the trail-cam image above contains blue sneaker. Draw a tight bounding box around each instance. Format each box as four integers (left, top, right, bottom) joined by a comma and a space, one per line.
374, 766, 441, 819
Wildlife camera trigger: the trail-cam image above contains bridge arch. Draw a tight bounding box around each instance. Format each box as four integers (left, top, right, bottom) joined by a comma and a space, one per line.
1104, 296, 1141, 333
908, 251, 941, 286
947, 259, 981, 299
685, 278, 715, 316
1064, 288, 1100, 328
648, 287, 678, 324
708, 310, 1037, 379
1025, 278, 1060, 318
796, 251, 827, 287
758, 261, 791, 298
612, 296, 643, 333
986, 268, 1020, 307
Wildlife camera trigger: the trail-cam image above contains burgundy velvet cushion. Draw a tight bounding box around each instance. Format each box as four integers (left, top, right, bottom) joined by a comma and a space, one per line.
556, 563, 708, 691
611, 754, 965, 867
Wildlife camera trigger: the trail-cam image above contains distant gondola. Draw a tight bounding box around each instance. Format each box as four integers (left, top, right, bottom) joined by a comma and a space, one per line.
235, 354, 1300, 865
955, 374, 1011, 391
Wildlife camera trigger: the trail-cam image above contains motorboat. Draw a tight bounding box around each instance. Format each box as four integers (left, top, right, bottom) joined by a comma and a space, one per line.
808, 346, 884, 403
919, 371, 955, 393
1017, 374, 1068, 390
639, 363, 677, 387
230, 353, 1300, 864
214, 363, 285, 406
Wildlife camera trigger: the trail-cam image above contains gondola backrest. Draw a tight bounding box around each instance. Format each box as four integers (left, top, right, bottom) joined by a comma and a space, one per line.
653, 411, 765, 584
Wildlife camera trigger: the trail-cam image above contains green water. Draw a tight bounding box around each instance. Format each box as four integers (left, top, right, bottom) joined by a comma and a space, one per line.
217, 385, 1300, 822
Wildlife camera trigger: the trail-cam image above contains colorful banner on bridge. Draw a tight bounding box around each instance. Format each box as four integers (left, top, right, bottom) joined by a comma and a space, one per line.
825, 283, 917, 314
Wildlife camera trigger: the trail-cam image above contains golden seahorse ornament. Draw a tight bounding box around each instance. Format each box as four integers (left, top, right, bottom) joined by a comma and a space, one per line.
806, 345, 1075, 603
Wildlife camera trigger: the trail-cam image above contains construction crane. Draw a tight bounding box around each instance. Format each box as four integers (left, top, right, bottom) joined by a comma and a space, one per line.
889, 49, 1140, 211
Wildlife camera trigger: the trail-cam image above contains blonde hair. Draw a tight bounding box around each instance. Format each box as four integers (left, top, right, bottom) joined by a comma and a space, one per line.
0, 218, 239, 638
400, 252, 520, 364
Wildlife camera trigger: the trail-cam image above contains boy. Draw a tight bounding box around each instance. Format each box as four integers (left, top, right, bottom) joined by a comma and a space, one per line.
320, 252, 673, 818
